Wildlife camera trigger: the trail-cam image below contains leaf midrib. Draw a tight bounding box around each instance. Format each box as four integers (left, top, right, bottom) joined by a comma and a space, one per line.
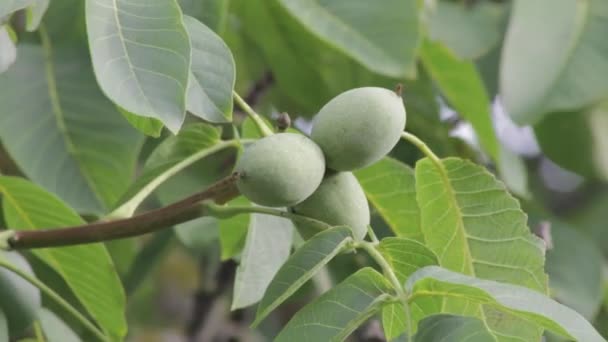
40, 29, 105, 209
110, 0, 158, 118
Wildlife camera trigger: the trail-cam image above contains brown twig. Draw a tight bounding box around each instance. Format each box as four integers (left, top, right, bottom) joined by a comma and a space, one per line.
7, 173, 240, 249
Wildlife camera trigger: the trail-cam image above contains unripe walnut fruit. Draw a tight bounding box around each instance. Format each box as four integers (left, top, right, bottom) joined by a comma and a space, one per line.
0, 252, 41, 335
235, 133, 325, 207
292, 172, 370, 240
311, 87, 406, 171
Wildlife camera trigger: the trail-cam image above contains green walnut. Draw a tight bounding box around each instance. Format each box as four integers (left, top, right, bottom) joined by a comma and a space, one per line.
0, 251, 41, 335
292, 172, 370, 240
311, 87, 406, 171
235, 133, 325, 207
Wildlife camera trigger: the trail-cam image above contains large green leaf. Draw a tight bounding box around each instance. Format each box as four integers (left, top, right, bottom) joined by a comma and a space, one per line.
39, 308, 80, 342
254, 227, 354, 326
379, 238, 437, 340
500, 0, 608, 124
415, 157, 547, 339
183, 15, 234, 123
406, 266, 605, 342
232, 212, 294, 310
546, 221, 604, 319
0, 26, 16, 74
0, 176, 126, 340
110, 123, 230, 218
355, 158, 422, 241
276, 267, 392, 341
420, 40, 499, 160
413, 314, 495, 342
535, 101, 608, 181
0, 45, 142, 215
428, 1, 505, 60
277, 0, 420, 78
86, 0, 191, 132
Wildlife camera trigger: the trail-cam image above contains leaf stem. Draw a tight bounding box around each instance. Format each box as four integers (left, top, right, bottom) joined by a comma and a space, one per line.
233, 91, 274, 137
205, 204, 331, 232
5, 174, 241, 249
366, 225, 380, 245
0, 259, 108, 341
108, 139, 242, 219
357, 241, 414, 340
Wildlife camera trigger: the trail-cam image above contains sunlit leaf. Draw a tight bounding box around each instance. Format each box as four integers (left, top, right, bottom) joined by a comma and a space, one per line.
378, 237, 437, 340
415, 157, 547, 339
355, 158, 422, 241
0, 177, 126, 340
406, 266, 605, 341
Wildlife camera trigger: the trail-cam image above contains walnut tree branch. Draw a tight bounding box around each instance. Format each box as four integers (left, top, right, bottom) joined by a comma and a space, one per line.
5, 173, 241, 249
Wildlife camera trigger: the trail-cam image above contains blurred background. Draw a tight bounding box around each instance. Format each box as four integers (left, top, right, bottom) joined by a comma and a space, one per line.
1, 0, 607, 341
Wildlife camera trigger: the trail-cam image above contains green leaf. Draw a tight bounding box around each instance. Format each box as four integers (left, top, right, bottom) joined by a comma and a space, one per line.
25, 0, 50, 31
277, 0, 420, 78
415, 157, 547, 339
535, 101, 608, 181
413, 314, 495, 341
0, 45, 143, 215
111, 123, 229, 218
276, 267, 393, 342
39, 308, 80, 342
355, 158, 422, 241
183, 15, 234, 123
219, 196, 250, 260
428, 1, 505, 59
420, 39, 499, 160
406, 266, 605, 342
379, 238, 438, 284
500, 0, 608, 124
86, 0, 191, 132
0, 26, 16, 74
546, 221, 604, 319
381, 303, 408, 342
118, 106, 164, 138
0, 176, 127, 340
378, 238, 437, 340
232, 212, 294, 310
254, 227, 354, 326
